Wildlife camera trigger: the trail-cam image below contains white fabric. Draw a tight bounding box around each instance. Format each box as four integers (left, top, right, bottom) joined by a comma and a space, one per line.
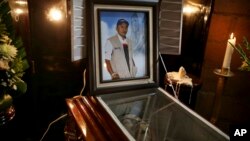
167, 72, 193, 86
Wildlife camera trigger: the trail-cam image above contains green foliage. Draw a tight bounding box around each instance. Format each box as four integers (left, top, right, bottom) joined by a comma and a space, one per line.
0, 0, 29, 102
230, 37, 250, 71
0, 0, 14, 38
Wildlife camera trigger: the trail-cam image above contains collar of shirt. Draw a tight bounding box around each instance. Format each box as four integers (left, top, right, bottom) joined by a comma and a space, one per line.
117, 34, 128, 44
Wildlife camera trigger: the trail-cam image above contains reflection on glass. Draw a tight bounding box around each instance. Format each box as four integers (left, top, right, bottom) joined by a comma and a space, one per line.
98, 89, 229, 141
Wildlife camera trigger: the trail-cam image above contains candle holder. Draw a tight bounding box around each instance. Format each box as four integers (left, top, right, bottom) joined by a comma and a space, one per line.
210, 68, 233, 124
213, 68, 234, 77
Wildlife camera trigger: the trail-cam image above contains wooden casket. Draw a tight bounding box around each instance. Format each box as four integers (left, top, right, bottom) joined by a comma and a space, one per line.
65, 88, 229, 141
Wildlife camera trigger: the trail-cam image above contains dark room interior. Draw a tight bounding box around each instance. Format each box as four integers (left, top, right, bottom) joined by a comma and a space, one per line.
0, 0, 249, 141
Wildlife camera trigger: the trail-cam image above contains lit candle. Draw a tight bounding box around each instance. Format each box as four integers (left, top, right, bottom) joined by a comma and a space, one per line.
222, 33, 236, 70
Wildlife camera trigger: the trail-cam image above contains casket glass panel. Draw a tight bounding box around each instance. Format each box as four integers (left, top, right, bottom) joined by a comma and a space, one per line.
97, 88, 229, 141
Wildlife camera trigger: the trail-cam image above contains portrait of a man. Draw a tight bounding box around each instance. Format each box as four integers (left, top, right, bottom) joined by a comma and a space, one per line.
104, 19, 137, 80
99, 11, 147, 81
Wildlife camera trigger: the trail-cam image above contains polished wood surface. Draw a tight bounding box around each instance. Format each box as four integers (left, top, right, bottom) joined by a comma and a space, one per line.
65, 96, 129, 141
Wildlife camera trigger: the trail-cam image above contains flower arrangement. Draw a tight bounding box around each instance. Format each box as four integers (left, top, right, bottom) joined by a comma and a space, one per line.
0, 1, 29, 111
231, 37, 250, 71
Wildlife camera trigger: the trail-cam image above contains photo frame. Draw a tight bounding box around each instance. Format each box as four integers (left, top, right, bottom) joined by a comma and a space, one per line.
90, 2, 158, 94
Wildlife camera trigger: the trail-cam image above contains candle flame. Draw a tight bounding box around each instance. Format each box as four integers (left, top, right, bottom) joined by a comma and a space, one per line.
230, 33, 234, 39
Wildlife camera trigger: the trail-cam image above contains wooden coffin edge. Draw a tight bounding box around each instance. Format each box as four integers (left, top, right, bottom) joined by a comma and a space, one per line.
65, 95, 129, 141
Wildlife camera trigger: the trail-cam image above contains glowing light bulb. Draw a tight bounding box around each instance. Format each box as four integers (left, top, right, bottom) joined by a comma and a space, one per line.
183, 5, 200, 15
14, 8, 24, 14
48, 7, 63, 21
204, 15, 208, 21
183, 6, 194, 14
15, 0, 27, 5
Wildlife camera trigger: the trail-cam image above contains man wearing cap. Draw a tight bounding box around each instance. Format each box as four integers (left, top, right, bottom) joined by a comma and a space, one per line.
104, 19, 137, 80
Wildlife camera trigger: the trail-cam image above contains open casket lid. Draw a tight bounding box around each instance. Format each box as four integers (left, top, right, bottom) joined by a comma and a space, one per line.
88, 0, 159, 95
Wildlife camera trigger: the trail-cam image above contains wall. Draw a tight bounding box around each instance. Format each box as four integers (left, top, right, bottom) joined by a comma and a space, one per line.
196, 0, 250, 134
27, 0, 87, 139
159, 0, 214, 88
0, 0, 86, 140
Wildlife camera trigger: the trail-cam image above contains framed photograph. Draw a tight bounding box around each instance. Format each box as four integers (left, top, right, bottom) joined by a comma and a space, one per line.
90, 3, 158, 93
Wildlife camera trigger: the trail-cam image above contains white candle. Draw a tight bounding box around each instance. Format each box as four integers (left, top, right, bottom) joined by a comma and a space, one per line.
222, 33, 236, 69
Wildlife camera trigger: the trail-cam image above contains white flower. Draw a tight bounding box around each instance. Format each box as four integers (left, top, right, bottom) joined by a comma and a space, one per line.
11, 69, 15, 73
13, 84, 17, 90
0, 43, 17, 60
1, 82, 7, 87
